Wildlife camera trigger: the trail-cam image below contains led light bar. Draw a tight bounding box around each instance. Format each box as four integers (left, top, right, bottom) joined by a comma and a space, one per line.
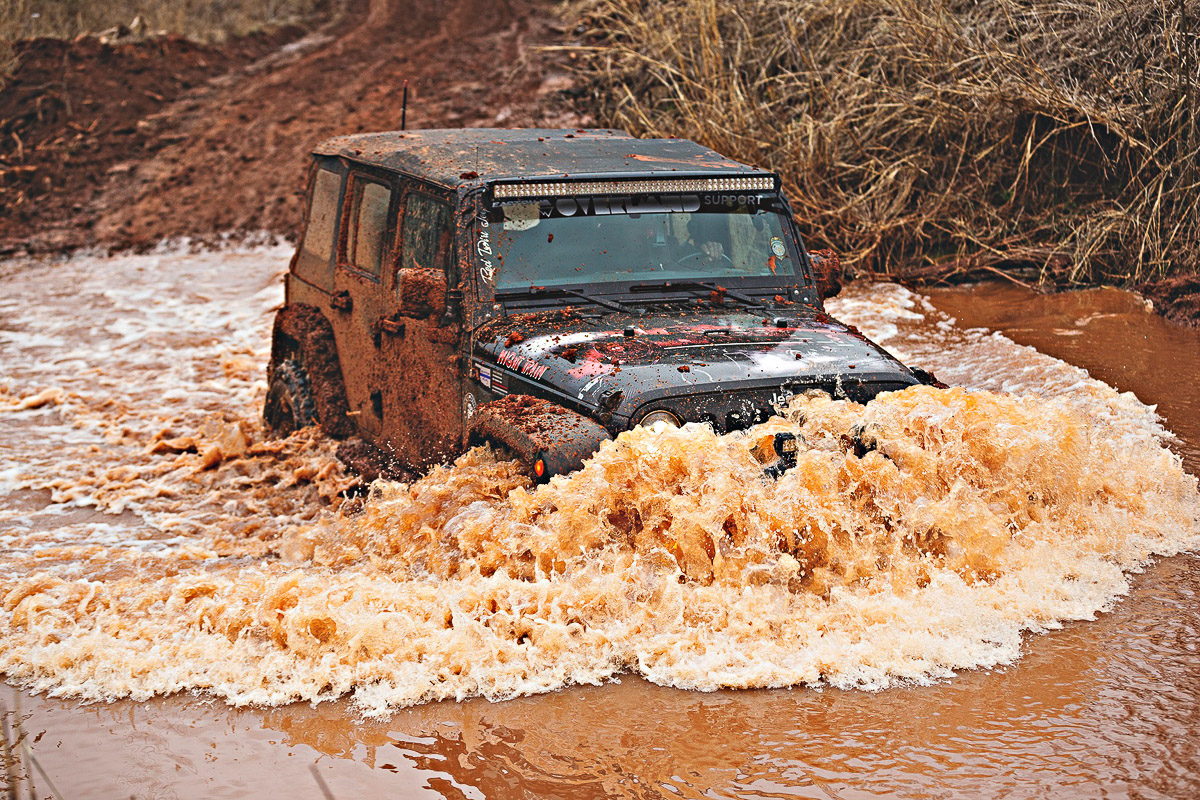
492, 176, 775, 200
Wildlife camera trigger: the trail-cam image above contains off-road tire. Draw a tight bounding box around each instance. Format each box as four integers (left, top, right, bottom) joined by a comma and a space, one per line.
264, 359, 318, 436
269, 304, 353, 438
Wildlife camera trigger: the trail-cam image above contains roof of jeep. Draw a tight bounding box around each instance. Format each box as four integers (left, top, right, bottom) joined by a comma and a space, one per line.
312, 128, 773, 188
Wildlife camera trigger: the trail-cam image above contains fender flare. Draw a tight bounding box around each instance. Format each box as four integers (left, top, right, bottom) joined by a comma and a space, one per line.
269, 304, 353, 438
468, 394, 613, 480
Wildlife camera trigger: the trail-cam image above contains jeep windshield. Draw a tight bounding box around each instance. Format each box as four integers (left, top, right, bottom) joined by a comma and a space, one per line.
480, 193, 799, 292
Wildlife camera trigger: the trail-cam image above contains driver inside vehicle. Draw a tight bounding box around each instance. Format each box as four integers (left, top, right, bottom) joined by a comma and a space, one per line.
671, 212, 733, 268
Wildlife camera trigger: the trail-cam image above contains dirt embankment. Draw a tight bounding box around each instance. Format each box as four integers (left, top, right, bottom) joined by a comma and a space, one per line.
2, 0, 1196, 327
1, 0, 584, 254
1136, 277, 1200, 329
0, 28, 306, 252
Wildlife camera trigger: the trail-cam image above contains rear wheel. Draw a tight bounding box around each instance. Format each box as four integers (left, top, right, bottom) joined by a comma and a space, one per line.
264, 359, 317, 436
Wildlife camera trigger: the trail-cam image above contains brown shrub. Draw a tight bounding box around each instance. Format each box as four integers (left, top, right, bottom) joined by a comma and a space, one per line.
571, 0, 1200, 285
0, 0, 329, 85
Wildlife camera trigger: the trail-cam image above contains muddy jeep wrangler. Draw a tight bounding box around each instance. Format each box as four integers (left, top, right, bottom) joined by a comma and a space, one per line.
265, 128, 932, 479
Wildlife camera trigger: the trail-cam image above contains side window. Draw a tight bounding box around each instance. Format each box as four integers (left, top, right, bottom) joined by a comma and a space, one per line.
294, 167, 342, 289
344, 176, 391, 278
399, 193, 453, 275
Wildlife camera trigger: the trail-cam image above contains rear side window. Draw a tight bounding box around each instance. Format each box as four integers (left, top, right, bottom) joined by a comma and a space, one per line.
399, 193, 453, 274
345, 177, 391, 278
295, 167, 342, 289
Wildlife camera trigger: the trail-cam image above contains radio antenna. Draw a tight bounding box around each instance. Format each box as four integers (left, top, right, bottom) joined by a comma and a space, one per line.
401, 80, 409, 131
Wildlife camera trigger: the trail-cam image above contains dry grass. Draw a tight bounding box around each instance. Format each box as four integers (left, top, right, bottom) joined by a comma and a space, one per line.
1, 0, 329, 85
1, 0, 327, 43
571, 0, 1200, 285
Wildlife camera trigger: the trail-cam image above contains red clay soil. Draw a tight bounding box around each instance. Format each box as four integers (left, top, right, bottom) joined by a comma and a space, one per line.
0, 0, 585, 254
0, 29, 305, 253
1136, 276, 1200, 328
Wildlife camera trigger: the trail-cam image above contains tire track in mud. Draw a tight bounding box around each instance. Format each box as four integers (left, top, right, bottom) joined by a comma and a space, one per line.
91, 0, 584, 249
1, 248, 1197, 714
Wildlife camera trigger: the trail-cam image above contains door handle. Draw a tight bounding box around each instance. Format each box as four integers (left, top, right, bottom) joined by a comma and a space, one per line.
330, 290, 352, 311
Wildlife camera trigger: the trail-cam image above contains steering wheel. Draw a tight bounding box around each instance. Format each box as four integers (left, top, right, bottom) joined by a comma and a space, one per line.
675, 251, 735, 267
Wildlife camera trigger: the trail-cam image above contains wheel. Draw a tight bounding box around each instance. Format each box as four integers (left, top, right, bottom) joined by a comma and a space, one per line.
264, 358, 318, 436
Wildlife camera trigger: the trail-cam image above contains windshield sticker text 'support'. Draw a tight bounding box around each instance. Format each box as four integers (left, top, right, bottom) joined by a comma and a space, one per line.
703, 194, 762, 207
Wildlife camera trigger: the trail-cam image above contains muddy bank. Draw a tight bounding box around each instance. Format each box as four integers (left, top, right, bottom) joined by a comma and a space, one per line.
1137, 275, 1200, 328
0, 0, 584, 255
0, 28, 307, 254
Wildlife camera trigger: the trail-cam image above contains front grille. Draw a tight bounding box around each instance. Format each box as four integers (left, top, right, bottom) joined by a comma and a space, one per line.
725, 406, 771, 432
639, 379, 915, 434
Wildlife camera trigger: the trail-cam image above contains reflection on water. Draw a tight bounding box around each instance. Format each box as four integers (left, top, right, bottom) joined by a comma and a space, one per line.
15, 549, 1200, 798
2, 249, 1199, 798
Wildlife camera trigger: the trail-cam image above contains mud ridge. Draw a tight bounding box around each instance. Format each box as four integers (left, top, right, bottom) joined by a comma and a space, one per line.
0, 28, 307, 254
1, 0, 585, 254
1137, 276, 1200, 329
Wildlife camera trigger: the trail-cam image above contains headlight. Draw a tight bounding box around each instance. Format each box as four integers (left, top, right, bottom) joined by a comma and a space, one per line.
638, 410, 682, 428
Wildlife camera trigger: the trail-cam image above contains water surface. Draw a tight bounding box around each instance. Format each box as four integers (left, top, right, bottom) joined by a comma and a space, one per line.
2, 251, 1197, 798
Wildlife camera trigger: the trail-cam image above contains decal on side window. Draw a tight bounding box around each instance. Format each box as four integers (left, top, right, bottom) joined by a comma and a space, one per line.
476, 211, 495, 284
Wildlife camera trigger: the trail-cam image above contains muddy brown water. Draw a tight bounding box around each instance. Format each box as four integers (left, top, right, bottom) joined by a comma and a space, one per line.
2, 248, 1198, 799
925, 282, 1200, 477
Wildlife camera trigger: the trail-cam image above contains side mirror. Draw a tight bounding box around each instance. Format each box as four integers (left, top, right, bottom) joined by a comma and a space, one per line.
808, 248, 843, 300
397, 268, 447, 319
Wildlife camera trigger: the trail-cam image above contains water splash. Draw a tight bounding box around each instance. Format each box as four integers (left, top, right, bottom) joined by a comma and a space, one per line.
1, 252, 1197, 716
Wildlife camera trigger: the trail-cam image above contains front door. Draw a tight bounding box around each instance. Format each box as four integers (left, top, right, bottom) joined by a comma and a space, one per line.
328, 167, 399, 439
377, 183, 463, 469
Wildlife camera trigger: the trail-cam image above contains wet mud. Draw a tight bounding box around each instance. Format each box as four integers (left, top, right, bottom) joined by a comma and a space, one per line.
0, 30, 306, 254
2, 249, 1199, 796
1137, 274, 1200, 328
0, 0, 585, 256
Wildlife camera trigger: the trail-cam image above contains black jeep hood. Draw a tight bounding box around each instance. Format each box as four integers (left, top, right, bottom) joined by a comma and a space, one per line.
473, 304, 920, 430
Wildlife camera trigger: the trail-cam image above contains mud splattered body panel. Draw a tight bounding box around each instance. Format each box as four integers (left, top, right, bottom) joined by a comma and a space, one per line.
470, 306, 918, 434
274, 128, 924, 472
281, 155, 465, 468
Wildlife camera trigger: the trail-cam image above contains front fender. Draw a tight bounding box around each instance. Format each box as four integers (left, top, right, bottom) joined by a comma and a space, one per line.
469, 394, 612, 480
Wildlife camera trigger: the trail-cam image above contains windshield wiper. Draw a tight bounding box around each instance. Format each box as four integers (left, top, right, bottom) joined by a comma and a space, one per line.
496, 286, 629, 313
629, 280, 765, 309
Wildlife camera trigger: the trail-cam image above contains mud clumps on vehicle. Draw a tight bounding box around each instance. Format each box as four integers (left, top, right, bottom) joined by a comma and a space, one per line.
271, 305, 353, 438
809, 249, 843, 300
471, 394, 578, 450
398, 268, 449, 319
